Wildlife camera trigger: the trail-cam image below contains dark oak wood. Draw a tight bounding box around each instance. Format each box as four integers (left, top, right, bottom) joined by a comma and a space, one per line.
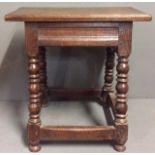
113, 23, 132, 151
39, 47, 48, 107
38, 27, 119, 47
40, 126, 115, 141
102, 47, 115, 105
48, 88, 102, 99
27, 54, 41, 152
5, 7, 152, 152
25, 23, 42, 152
104, 47, 115, 92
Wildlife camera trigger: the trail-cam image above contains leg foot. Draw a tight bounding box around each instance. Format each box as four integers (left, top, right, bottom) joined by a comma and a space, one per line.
114, 144, 126, 152
29, 145, 41, 152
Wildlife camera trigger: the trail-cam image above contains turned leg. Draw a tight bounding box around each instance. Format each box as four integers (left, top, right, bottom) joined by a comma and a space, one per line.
27, 54, 41, 152
102, 47, 115, 104
114, 56, 128, 152
114, 23, 132, 152
39, 47, 48, 107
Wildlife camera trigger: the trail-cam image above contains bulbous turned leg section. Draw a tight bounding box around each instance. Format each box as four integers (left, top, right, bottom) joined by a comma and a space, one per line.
114, 56, 129, 152
39, 47, 48, 107
27, 54, 41, 152
102, 47, 115, 104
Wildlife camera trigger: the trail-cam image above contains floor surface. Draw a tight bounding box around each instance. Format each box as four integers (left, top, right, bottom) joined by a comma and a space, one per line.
0, 99, 155, 153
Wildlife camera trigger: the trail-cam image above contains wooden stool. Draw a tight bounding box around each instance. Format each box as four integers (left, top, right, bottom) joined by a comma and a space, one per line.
5, 7, 151, 152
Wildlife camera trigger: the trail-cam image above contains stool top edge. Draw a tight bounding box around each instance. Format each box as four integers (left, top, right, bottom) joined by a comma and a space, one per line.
5, 7, 152, 22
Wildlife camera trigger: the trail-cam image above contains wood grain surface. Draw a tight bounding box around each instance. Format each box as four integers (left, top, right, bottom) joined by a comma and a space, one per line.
5, 7, 152, 22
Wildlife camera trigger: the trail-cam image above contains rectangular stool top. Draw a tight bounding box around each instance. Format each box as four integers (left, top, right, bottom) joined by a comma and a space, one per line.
5, 7, 152, 22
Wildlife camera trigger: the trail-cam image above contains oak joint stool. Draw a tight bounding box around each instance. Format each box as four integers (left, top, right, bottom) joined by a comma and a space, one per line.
5, 7, 151, 152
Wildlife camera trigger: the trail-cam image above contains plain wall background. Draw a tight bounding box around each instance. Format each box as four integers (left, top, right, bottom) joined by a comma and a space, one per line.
0, 2, 154, 101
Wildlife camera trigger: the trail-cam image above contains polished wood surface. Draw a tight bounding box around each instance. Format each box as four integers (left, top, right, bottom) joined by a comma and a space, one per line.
28, 54, 41, 152
5, 7, 151, 22
38, 27, 118, 46
5, 7, 152, 152
25, 21, 131, 152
